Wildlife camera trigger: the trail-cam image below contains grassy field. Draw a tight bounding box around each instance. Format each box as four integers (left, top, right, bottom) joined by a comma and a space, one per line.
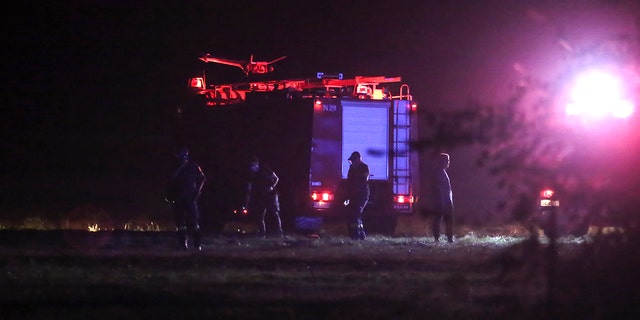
0, 227, 636, 320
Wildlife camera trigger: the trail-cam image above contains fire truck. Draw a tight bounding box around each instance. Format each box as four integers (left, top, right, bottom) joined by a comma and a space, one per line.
179, 69, 419, 235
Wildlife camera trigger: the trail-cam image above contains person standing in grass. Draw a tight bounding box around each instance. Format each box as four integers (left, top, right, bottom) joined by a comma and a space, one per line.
431, 152, 454, 243
344, 151, 370, 240
166, 146, 207, 250
244, 156, 284, 238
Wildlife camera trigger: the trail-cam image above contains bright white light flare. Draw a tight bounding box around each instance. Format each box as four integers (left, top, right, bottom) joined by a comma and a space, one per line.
565, 70, 634, 118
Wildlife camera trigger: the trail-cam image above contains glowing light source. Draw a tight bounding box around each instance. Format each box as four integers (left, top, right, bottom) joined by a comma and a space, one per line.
311, 192, 333, 201
311, 191, 334, 210
540, 188, 559, 206
189, 77, 205, 89
565, 70, 634, 119
540, 188, 555, 199
394, 195, 414, 204
233, 207, 248, 215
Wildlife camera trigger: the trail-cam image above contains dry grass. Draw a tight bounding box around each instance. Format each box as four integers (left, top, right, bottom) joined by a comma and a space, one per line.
0, 225, 610, 320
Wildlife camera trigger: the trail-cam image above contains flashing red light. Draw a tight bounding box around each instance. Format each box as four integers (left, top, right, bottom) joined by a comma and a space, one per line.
356, 84, 372, 96
314, 99, 323, 111
411, 102, 418, 111
189, 77, 205, 89
394, 195, 414, 204
540, 189, 555, 199
311, 192, 333, 201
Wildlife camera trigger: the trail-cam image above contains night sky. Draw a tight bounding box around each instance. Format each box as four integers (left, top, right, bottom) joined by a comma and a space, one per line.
3, 1, 639, 227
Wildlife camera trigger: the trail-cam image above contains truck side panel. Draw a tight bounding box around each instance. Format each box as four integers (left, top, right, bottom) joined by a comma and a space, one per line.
341, 100, 390, 181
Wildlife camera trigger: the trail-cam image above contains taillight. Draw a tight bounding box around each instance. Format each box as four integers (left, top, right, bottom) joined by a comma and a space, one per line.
233, 207, 248, 215
311, 192, 334, 201
394, 195, 414, 204
540, 188, 559, 207
311, 191, 334, 210
540, 189, 555, 199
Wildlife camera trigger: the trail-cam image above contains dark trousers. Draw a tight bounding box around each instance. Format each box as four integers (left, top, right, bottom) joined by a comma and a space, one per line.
432, 207, 454, 242
251, 194, 283, 236
174, 198, 202, 247
347, 196, 368, 240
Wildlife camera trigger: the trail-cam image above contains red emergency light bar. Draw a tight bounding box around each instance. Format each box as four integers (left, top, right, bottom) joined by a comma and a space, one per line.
189, 77, 205, 90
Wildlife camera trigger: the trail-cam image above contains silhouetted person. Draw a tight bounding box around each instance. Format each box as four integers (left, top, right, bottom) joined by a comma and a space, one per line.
166, 147, 206, 250
244, 157, 283, 237
431, 153, 454, 243
345, 151, 370, 240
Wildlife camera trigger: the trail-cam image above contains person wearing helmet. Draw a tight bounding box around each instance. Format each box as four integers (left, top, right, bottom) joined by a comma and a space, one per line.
345, 151, 370, 240
244, 156, 284, 237
166, 146, 207, 250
